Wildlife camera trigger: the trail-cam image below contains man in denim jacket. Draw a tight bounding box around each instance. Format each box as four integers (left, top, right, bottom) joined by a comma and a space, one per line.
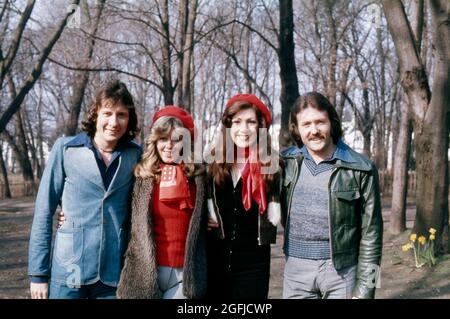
28, 80, 141, 299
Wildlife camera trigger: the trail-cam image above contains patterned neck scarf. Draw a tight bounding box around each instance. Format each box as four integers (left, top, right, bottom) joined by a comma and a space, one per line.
159, 163, 194, 210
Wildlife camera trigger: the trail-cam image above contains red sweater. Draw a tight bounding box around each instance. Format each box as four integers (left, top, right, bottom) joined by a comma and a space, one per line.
152, 180, 196, 267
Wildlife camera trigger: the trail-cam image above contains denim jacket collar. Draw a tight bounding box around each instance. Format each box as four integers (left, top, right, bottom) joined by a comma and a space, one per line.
63, 132, 139, 194
65, 131, 140, 151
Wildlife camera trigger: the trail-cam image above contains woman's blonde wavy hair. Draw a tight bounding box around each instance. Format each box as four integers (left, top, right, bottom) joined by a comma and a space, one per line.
134, 116, 200, 181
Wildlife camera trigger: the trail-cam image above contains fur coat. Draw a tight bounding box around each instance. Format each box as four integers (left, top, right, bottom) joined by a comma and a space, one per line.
116, 170, 208, 299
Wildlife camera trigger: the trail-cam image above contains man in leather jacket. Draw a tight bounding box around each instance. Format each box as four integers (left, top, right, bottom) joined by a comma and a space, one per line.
280, 92, 383, 299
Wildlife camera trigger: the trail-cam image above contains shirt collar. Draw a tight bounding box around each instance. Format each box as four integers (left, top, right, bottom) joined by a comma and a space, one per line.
299, 139, 356, 163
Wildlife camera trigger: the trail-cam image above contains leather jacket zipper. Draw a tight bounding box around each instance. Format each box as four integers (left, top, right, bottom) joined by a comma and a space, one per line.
327, 167, 338, 264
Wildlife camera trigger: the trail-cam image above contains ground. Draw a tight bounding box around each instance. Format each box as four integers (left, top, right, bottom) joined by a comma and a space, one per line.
1, 196, 449, 299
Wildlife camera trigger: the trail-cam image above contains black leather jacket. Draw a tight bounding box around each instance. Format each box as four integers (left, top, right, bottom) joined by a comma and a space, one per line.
281, 146, 383, 299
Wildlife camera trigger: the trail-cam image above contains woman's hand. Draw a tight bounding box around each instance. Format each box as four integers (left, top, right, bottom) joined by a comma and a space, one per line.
207, 220, 219, 231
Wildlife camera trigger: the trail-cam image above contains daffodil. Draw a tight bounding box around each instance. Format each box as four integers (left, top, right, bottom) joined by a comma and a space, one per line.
418, 236, 426, 245
402, 243, 412, 251
402, 232, 437, 268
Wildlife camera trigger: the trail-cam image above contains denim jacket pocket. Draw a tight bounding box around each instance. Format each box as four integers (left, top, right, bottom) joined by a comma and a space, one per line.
54, 228, 83, 267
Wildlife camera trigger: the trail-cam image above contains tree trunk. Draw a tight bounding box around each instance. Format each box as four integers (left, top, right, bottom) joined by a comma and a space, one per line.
36, 90, 44, 179
22, 106, 42, 178
5, 74, 34, 185
176, 0, 187, 108
65, 0, 105, 136
390, 101, 413, 234
181, 0, 197, 113
414, 0, 450, 252
390, 0, 423, 235
374, 19, 387, 170
0, 144, 11, 198
278, 0, 299, 149
324, 0, 337, 107
242, 4, 253, 93
361, 88, 372, 157
362, 127, 371, 157
159, 0, 175, 106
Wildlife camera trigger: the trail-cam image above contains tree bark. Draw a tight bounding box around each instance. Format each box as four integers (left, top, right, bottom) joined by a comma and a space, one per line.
4, 73, 34, 184
180, 0, 197, 112
390, 101, 413, 234
0, 144, 11, 198
176, 0, 187, 108
324, 0, 337, 107
374, 16, 387, 170
278, 0, 299, 149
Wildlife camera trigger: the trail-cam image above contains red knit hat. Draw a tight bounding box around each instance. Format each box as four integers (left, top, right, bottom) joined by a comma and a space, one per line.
225, 93, 271, 125
152, 105, 195, 139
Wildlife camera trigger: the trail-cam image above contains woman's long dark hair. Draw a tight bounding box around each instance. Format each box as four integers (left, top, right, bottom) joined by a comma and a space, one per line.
209, 101, 279, 189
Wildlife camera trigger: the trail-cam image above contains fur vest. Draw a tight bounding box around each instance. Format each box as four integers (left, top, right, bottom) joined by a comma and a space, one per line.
116, 171, 208, 299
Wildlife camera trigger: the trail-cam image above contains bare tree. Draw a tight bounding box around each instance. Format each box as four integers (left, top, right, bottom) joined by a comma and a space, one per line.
0, 0, 81, 134
65, 0, 106, 136
383, 0, 450, 251
390, 0, 425, 234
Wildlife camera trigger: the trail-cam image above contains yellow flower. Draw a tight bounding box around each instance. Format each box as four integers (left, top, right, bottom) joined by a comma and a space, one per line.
429, 228, 436, 235
430, 234, 435, 241
410, 234, 417, 242
402, 243, 412, 252
418, 236, 426, 245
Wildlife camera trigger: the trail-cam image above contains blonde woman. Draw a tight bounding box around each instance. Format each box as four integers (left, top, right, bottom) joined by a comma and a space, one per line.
117, 106, 207, 299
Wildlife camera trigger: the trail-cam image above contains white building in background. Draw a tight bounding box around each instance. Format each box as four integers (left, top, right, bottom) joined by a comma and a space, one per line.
342, 121, 364, 154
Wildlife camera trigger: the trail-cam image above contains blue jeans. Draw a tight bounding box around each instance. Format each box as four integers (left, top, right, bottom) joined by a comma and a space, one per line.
49, 280, 116, 299
157, 266, 186, 299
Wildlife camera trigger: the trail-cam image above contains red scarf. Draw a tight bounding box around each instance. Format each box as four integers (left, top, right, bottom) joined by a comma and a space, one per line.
159, 164, 194, 210
241, 151, 267, 214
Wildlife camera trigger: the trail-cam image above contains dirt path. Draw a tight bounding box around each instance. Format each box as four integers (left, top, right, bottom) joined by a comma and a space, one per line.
1, 197, 449, 299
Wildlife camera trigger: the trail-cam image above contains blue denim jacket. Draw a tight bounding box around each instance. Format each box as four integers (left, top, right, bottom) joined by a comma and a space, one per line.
28, 134, 141, 286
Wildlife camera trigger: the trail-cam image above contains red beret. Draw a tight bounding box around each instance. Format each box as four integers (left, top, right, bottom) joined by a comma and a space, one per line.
225, 93, 271, 125
152, 105, 195, 139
